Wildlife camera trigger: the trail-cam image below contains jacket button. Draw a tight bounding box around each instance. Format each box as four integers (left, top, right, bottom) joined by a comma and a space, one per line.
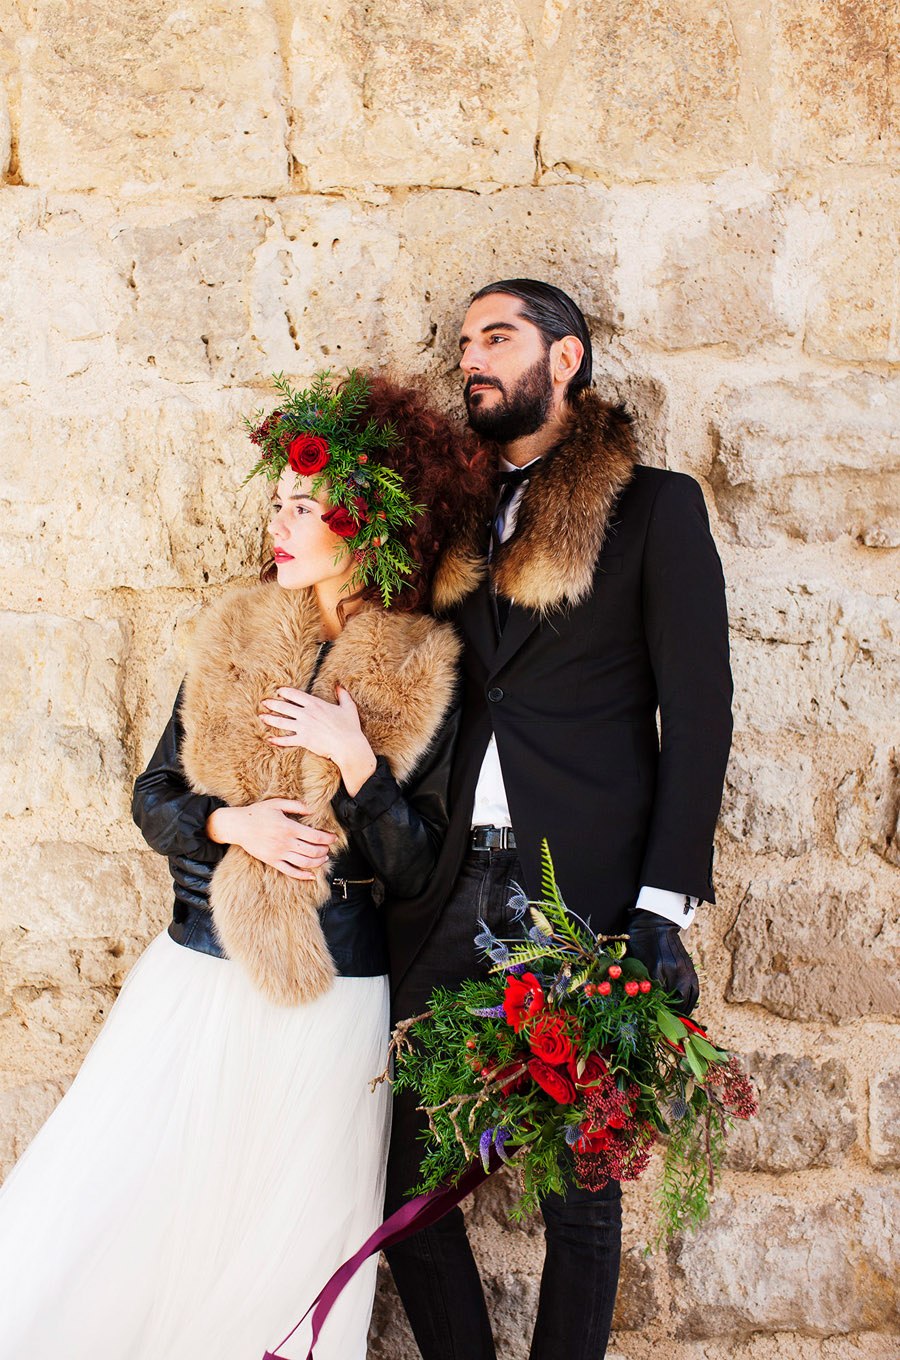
487, 687, 504, 702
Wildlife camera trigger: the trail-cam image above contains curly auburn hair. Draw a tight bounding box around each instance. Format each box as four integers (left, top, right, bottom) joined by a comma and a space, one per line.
262, 373, 490, 613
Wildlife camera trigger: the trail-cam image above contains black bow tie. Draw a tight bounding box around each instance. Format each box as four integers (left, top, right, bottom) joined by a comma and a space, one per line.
498, 464, 537, 488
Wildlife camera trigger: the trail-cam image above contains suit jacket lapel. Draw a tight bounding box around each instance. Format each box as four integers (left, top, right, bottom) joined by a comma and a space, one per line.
458, 580, 498, 671
488, 602, 540, 678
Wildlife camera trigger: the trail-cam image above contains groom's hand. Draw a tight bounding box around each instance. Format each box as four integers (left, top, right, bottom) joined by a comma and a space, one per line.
625, 910, 699, 1015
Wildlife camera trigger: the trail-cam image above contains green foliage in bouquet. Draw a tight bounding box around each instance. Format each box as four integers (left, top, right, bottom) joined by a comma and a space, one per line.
385, 842, 756, 1244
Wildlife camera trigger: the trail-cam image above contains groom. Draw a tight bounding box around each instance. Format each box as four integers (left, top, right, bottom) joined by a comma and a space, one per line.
383, 279, 733, 1358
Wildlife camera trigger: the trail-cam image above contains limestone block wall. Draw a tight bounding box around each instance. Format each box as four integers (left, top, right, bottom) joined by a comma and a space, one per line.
0, 2, 897, 1356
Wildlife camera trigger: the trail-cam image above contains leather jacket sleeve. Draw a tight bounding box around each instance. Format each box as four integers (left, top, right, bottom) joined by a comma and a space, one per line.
132, 685, 228, 865
332, 700, 460, 900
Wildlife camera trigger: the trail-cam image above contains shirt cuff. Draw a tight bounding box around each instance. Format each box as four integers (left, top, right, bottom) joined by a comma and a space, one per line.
635, 885, 699, 929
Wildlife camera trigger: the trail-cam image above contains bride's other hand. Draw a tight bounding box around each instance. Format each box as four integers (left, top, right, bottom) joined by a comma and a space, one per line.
259, 685, 378, 797
206, 799, 336, 880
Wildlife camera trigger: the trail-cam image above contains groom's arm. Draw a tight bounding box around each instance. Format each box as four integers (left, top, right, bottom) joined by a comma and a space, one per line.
637, 472, 733, 904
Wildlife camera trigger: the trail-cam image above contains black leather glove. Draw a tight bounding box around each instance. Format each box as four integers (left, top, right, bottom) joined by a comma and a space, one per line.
626, 910, 699, 1015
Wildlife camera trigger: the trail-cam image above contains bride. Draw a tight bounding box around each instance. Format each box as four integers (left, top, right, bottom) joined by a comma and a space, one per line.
0, 371, 474, 1360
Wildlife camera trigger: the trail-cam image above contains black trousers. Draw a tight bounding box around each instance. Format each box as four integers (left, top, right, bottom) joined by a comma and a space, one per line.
386, 849, 622, 1360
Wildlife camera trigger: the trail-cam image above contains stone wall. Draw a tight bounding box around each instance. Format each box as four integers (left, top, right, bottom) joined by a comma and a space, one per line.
0, 2, 897, 1356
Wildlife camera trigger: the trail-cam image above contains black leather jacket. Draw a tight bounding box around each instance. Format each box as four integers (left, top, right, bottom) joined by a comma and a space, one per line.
132, 689, 458, 978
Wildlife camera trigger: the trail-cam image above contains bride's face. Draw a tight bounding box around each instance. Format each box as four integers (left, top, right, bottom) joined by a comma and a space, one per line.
268, 469, 355, 593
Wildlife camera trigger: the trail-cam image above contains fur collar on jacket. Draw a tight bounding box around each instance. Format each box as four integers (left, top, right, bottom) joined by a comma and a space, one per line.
180, 584, 459, 1006
433, 390, 638, 615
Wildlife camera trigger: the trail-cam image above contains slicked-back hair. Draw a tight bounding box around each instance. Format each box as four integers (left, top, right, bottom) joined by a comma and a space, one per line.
469, 278, 593, 399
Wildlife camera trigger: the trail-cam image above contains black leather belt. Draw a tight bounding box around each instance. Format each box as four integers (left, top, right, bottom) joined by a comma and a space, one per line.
471, 825, 517, 851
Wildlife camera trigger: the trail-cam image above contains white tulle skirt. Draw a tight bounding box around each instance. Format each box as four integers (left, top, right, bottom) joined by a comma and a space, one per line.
0, 931, 391, 1360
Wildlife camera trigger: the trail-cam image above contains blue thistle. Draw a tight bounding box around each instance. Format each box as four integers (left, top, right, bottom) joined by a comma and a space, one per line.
528, 925, 553, 947
669, 1097, 689, 1121
552, 970, 572, 998
618, 1019, 638, 1052
565, 1124, 583, 1147
507, 883, 529, 922
474, 919, 506, 961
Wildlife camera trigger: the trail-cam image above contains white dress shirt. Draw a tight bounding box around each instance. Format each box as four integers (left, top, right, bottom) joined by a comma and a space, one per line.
471, 454, 699, 930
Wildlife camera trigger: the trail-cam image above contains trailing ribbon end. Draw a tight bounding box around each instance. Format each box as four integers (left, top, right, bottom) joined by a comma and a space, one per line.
261, 1151, 501, 1360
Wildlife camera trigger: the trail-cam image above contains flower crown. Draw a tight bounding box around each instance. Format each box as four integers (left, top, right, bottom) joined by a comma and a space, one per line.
245, 370, 424, 606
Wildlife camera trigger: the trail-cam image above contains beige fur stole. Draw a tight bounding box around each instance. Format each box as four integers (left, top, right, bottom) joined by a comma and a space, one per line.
180, 584, 459, 1006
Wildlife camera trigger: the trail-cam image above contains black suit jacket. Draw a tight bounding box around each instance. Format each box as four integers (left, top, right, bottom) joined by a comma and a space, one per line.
387, 461, 733, 992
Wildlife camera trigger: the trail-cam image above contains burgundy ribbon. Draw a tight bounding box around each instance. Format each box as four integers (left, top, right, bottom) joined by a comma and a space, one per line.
262, 1154, 498, 1360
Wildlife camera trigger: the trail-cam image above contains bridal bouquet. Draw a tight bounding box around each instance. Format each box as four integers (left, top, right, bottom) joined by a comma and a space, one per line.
389, 844, 756, 1243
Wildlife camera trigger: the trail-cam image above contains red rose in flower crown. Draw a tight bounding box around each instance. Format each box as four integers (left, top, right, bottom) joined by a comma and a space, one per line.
503, 972, 545, 1033
527, 1058, 576, 1105
321, 505, 362, 538
287, 433, 330, 475
528, 1011, 579, 1066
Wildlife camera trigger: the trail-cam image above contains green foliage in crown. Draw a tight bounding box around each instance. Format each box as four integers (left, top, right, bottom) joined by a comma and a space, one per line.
245, 370, 424, 607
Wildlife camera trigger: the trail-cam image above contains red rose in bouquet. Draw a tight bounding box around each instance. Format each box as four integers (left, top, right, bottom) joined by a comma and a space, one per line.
322, 505, 362, 538
527, 1058, 576, 1105
287, 433, 330, 474
503, 972, 545, 1033
528, 1012, 579, 1066
569, 1052, 608, 1089
573, 1122, 615, 1155
482, 1058, 529, 1099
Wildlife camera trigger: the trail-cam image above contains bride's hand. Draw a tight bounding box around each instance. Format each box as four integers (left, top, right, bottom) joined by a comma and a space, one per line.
259, 685, 378, 796
206, 799, 336, 880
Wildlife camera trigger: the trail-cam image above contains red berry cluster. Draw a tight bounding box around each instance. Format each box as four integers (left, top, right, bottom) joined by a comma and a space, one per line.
584, 967, 652, 999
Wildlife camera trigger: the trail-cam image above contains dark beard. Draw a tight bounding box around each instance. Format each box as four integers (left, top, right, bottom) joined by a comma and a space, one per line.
464, 356, 553, 443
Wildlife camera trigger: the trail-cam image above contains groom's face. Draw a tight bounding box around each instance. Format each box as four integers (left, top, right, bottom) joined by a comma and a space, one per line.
458, 294, 553, 441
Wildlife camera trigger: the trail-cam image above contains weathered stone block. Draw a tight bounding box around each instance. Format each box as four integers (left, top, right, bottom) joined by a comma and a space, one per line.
869, 1059, 900, 1168
18, 0, 288, 194
801, 182, 900, 362
289, 0, 537, 189
0, 1081, 68, 1181
0, 844, 169, 1056
0, 190, 126, 391
835, 748, 900, 868
0, 613, 129, 821
542, 0, 749, 180
725, 875, 900, 1022
641, 196, 784, 351
711, 375, 900, 547
0, 396, 266, 592
252, 197, 402, 377
772, 0, 898, 168
0, 77, 9, 177
0, 842, 168, 956
721, 746, 815, 856
114, 202, 270, 384
673, 1188, 899, 1337
726, 1053, 857, 1172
